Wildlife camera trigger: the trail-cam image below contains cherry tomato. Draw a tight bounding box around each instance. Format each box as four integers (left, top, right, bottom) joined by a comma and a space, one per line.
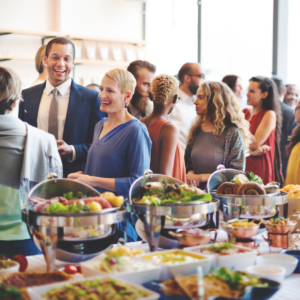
64, 265, 78, 274
12, 255, 28, 272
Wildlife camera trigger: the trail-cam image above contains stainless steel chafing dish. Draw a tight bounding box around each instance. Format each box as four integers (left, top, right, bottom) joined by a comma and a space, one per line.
127, 171, 219, 251
22, 178, 126, 271
207, 165, 289, 222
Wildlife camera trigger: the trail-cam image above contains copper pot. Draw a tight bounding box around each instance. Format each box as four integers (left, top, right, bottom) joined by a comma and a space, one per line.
263, 232, 300, 248
265, 214, 300, 234
235, 238, 256, 249
168, 229, 218, 247
221, 220, 262, 239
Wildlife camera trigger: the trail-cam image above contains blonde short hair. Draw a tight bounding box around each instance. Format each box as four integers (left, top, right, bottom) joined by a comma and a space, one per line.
105, 68, 136, 95
0, 67, 22, 114
35, 45, 46, 73
151, 74, 179, 106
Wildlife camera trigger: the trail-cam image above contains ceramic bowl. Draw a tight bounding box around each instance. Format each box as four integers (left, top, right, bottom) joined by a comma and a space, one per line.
256, 253, 297, 277
281, 250, 300, 273
246, 265, 286, 283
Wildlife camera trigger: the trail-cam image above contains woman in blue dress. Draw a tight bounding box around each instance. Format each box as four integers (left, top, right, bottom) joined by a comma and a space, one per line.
68, 68, 152, 242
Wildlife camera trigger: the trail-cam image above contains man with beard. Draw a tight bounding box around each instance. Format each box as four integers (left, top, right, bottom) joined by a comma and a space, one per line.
168, 63, 205, 152
127, 60, 156, 119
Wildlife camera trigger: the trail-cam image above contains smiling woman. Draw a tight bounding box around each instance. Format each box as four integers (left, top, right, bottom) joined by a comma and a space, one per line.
68, 68, 152, 242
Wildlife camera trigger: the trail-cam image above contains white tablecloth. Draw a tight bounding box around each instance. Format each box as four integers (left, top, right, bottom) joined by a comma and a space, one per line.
26, 231, 300, 299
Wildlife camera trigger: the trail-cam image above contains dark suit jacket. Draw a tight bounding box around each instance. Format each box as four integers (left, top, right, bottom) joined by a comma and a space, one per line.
280, 101, 297, 177
19, 80, 105, 177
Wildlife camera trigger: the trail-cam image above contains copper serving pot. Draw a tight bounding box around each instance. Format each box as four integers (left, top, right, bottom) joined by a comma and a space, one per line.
220, 220, 263, 239
265, 215, 300, 234
168, 228, 218, 247
263, 232, 300, 248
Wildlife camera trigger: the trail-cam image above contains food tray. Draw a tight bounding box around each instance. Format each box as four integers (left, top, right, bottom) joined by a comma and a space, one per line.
27, 275, 160, 300
136, 249, 212, 280
80, 255, 162, 285
143, 278, 280, 300
183, 243, 257, 271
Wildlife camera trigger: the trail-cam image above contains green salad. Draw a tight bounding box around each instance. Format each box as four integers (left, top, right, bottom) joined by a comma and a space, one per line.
45, 202, 90, 214
231, 172, 263, 185
133, 180, 212, 206
205, 267, 268, 291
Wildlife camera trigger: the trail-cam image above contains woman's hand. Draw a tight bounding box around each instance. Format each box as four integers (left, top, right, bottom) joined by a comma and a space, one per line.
68, 172, 93, 186
250, 145, 271, 156
186, 173, 202, 187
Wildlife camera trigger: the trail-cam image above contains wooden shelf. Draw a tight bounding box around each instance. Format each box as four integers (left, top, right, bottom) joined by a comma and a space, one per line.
0, 28, 146, 46
0, 55, 129, 67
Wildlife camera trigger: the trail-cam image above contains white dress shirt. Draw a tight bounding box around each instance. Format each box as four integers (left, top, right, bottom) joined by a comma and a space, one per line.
37, 78, 76, 161
168, 89, 197, 153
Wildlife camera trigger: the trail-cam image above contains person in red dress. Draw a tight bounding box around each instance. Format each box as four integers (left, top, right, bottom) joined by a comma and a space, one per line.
140, 74, 186, 183
244, 76, 282, 184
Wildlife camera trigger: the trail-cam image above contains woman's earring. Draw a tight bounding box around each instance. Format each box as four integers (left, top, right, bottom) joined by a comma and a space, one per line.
124, 102, 128, 108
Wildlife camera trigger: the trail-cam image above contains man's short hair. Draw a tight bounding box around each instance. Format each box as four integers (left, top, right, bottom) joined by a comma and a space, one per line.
105, 68, 136, 95
127, 60, 156, 79
0, 66, 22, 114
271, 76, 285, 97
178, 63, 196, 83
35, 45, 46, 74
45, 37, 75, 59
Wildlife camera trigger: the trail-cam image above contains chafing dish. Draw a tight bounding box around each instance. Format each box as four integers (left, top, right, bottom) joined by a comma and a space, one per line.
22, 178, 126, 271
127, 171, 219, 252
207, 166, 288, 222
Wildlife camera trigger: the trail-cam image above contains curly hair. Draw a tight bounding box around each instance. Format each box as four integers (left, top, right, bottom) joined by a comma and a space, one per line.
249, 76, 282, 144
0, 67, 22, 114
187, 81, 250, 149
151, 74, 179, 106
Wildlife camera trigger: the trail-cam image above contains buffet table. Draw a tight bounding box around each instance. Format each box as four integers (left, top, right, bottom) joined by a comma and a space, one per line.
26, 230, 300, 300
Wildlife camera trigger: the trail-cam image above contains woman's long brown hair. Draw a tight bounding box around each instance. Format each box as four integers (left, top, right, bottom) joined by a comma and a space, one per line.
286, 125, 300, 155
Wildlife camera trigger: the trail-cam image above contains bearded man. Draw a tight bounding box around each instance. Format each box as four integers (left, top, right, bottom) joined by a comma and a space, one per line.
168, 63, 205, 152
127, 60, 156, 119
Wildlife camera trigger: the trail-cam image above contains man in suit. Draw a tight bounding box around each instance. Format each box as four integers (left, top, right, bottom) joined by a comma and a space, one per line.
19, 37, 105, 177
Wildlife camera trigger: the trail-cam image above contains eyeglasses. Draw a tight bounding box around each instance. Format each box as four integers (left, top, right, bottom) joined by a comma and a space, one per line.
173, 94, 180, 104
295, 106, 300, 112
188, 74, 206, 79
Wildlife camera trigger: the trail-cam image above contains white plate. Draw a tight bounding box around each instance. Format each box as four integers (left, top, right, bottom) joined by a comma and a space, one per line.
0, 260, 19, 277
80, 256, 161, 285
27, 275, 159, 300
184, 243, 257, 271
136, 249, 212, 280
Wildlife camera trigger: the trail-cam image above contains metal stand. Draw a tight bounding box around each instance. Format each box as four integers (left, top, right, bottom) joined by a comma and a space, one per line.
127, 200, 219, 252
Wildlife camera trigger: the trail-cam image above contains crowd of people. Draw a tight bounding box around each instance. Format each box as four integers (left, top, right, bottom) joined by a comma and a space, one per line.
1, 37, 300, 256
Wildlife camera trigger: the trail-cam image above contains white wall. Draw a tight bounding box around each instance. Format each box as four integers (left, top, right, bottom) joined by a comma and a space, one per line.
0, 0, 143, 87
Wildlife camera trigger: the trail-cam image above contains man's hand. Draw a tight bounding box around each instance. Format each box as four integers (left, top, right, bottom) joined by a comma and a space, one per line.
67, 172, 93, 185
57, 140, 72, 158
